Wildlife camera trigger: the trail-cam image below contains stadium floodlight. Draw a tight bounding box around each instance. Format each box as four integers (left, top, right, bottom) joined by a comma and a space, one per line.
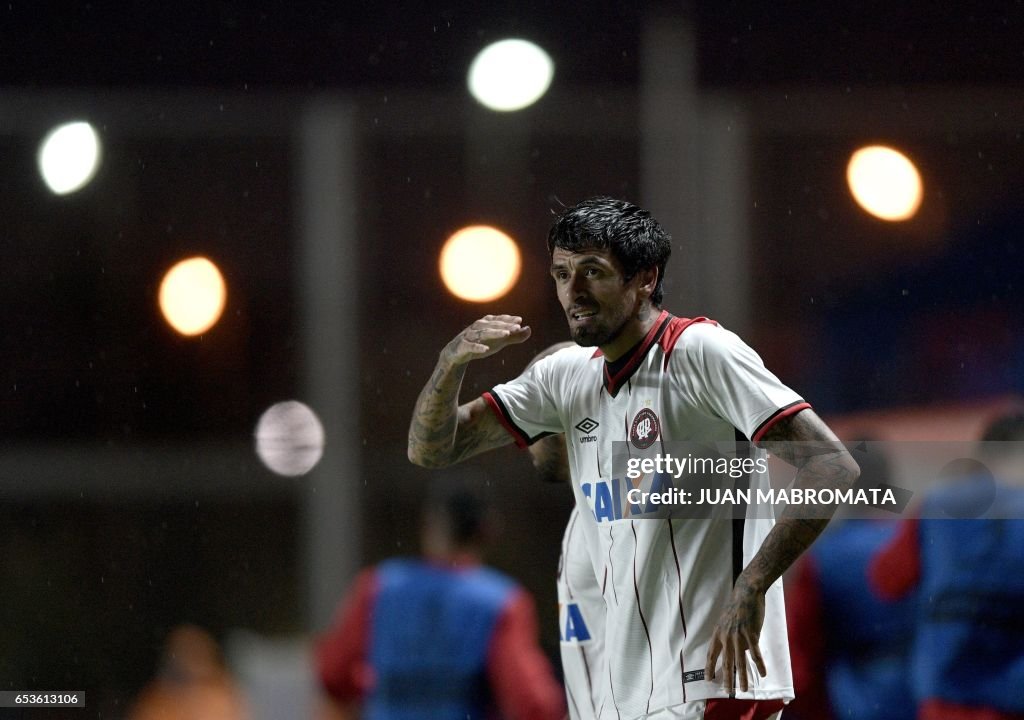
38, 121, 102, 195
439, 225, 522, 302
158, 256, 228, 336
847, 145, 923, 221
468, 38, 554, 112
255, 401, 325, 477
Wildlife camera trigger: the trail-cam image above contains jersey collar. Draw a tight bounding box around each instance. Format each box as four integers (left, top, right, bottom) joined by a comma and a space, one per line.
595, 309, 672, 397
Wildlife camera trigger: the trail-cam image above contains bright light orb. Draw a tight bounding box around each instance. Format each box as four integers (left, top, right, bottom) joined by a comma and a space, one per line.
468, 38, 554, 111
158, 257, 228, 336
846, 145, 923, 221
440, 225, 522, 302
255, 401, 325, 477
38, 121, 102, 195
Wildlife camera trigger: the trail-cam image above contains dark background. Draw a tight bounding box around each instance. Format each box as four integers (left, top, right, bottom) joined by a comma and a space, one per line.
1, 1, 1023, 715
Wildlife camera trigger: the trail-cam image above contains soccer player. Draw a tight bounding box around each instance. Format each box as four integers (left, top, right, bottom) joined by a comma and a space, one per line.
315, 482, 565, 720
526, 341, 609, 719
408, 196, 859, 719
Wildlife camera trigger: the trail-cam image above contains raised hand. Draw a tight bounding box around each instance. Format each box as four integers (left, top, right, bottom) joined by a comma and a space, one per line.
408, 314, 531, 468
444, 315, 532, 365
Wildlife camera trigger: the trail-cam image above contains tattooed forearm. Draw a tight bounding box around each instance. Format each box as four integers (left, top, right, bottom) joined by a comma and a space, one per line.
407, 350, 469, 467
706, 408, 858, 692
408, 315, 529, 467
407, 349, 514, 467
738, 409, 860, 592
736, 516, 829, 594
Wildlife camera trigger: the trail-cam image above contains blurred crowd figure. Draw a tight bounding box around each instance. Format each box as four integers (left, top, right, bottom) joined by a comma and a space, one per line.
315, 481, 565, 720
787, 411, 1024, 720
127, 624, 251, 720
871, 411, 1024, 720
785, 441, 915, 720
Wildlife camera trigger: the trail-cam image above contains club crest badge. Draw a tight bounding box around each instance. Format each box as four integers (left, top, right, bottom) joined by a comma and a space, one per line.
630, 408, 660, 449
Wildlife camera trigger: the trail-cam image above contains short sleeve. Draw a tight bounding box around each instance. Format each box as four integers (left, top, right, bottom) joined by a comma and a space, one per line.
485, 353, 567, 448
677, 323, 809, 443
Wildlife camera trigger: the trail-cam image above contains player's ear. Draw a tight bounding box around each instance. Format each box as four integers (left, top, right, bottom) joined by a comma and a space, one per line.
636, 266, 658, 299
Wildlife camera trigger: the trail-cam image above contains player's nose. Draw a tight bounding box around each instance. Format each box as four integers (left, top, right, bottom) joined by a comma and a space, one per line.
568, 271, 590, 297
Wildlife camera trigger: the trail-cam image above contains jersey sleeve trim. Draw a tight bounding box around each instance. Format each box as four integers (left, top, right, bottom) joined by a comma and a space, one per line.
658, 315, 718, 368
750, 400, 812, 444
482, 390, 531, 449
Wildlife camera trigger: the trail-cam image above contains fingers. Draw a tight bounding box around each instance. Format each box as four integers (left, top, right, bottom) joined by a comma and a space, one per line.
704, 634, 721, 681
722, 639, 735, 695
706, 632, 765, 694
451, 315, 531, 361
507, 324, 532, 344
734, 637, 747, 693
748, 634, 767, 678
469, 316, 526, 340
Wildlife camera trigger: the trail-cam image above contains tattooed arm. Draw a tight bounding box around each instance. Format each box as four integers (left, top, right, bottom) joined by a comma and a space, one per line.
407, 315, 532, 468
705, 408, 859, 694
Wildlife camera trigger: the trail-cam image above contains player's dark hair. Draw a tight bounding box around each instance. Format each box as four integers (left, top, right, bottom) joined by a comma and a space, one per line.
547, 196, 672, 306
424, 482, 490, 547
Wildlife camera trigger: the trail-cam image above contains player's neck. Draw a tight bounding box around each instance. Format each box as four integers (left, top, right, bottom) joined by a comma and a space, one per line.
600, 305, 661, 362
424, 548, 481, 569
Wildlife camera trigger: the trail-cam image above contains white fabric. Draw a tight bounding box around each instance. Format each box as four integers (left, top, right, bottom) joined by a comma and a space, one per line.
559, 506, 609, 720
491, 316, 800, 720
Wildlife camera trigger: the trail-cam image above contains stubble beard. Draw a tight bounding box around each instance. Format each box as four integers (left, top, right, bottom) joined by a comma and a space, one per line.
569, 311, 629, 348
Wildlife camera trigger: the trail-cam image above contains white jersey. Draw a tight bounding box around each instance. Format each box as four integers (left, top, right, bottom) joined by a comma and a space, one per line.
558, 506, 609, 720
485, 311, 807, 719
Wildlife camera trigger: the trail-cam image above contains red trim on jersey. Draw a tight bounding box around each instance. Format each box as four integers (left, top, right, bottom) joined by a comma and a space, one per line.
603, 310, 671, 397
482, 391, 530, 449
659, 315, 718, 369
704, 698, 786, 719
750, 400, 812, 444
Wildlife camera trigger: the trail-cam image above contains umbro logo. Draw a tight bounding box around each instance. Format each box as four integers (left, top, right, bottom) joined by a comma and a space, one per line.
575, 418, 599, 434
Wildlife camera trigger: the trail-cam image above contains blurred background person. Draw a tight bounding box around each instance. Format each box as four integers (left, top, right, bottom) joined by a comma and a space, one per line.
127, 624, 251, 720
870, 411, 1024, 720
784, 440, 916, 720
315, 480, 565, 720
